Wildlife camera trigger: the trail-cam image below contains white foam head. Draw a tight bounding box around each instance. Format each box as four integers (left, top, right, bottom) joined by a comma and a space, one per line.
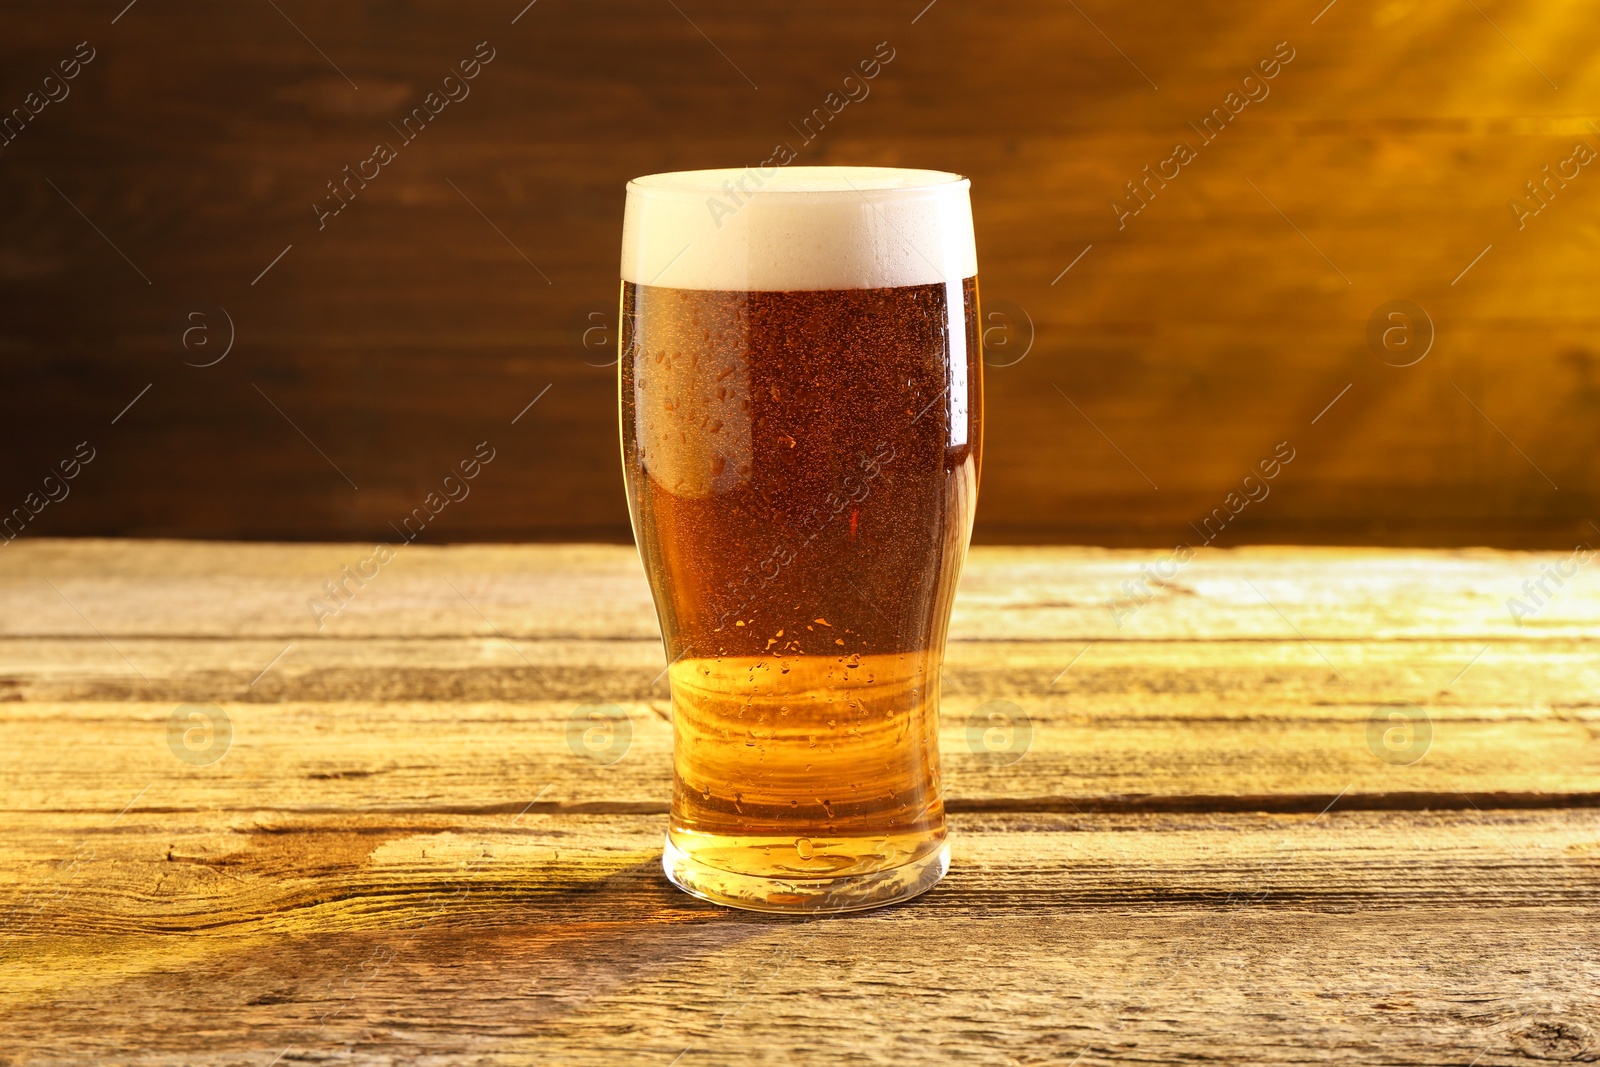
621, 166, 975, 291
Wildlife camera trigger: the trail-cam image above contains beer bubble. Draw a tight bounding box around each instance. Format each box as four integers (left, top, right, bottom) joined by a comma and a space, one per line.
1365, 701, 1432, 765
795, 838, 815, 859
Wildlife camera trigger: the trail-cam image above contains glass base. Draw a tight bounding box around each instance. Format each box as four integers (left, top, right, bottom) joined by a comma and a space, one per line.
661, 835, 950, 914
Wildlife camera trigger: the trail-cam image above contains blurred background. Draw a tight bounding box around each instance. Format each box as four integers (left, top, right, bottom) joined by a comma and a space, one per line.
2, 0, 1595, 547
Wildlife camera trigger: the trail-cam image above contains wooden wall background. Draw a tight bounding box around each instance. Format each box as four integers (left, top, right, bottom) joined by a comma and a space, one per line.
2, 0, 1596, 547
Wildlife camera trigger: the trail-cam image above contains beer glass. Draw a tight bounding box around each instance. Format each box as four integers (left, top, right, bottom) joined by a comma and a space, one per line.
619, 167, 981, 912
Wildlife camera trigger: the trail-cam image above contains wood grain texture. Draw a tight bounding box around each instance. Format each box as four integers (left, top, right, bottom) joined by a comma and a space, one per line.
1, 541, 1596, 814
3, 812, 1599, 1065
1, 2, 1598, 546
1, 540, 1598, 1063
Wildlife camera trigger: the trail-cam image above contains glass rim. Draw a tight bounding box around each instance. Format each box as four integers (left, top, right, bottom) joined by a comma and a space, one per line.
626, 166, 970, 201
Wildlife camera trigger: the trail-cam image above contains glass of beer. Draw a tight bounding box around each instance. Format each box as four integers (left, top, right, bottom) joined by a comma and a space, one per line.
619, 167, 981, 912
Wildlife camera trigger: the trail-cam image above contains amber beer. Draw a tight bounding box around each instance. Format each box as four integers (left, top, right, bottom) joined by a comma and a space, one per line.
619, 167, 980, 912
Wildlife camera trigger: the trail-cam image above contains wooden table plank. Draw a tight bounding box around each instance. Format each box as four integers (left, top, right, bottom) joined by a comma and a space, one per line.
0, 691, 1594, 815
4, 635, 1599, 709
1, 540, 1597, 1064
4, 811, 1597, 1065
2, 542, 1595, 813
9, 809, 1598, 935
5, 541, 1599, 641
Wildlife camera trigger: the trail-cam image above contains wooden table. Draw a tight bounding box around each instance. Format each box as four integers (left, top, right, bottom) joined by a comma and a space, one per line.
3, 540, 1597, 1065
